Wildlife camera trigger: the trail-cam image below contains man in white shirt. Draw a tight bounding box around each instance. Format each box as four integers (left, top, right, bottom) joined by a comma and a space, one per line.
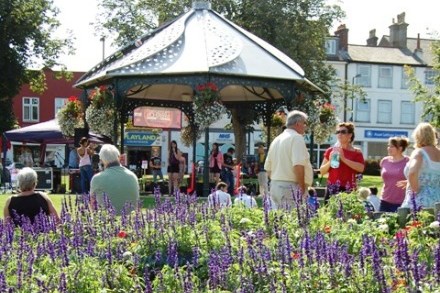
208, 182, 232, 208
264, 110, 313, 210
234, 186, 258, 208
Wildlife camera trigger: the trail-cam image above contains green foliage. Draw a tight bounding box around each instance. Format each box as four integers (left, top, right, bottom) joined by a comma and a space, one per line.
406, 40, 440, 127
0, 0, 74, 133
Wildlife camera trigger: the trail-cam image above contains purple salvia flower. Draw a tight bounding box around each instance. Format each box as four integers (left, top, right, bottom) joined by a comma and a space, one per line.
59, 272, 67, 292
410, 191, 420, 221
435, 242, 440, 284
336, 198, 344, 219
411, 249, 424, 290
143, 267, 153, 293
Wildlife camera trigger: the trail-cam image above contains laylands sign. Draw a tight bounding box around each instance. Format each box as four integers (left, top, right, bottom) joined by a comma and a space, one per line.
124, 131, 161, 146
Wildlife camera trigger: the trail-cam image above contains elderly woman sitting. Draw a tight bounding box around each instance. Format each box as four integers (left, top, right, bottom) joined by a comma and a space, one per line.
3, 167, 59, 226
90, 144, 140, 214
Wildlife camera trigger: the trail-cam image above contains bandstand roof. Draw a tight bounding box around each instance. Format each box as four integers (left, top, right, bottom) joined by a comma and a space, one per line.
75, 1, 323, 104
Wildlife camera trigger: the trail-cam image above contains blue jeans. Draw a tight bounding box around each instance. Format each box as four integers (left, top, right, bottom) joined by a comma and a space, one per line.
80, 164, 94, 194
222, 169, 234, 195
152, 169, 164, 183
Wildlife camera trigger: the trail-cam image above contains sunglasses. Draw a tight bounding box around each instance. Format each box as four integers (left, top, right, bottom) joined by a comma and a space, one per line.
335, 130, 349, 135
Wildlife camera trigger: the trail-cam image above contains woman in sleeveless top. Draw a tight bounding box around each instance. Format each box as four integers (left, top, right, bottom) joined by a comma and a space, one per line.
401, 123, 440, 209
3, 167, 59, 226
77, 137, 95, 194
167, 140, 180, 196
379, 136, 410, 212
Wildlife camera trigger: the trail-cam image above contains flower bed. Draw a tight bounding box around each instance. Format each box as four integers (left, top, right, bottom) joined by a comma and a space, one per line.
1, 191, 439, 292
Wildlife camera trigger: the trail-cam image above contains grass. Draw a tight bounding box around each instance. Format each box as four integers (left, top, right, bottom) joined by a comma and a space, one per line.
0, 175, 383, 218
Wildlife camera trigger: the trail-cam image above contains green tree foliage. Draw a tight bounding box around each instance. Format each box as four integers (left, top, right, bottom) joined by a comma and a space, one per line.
93, 0, 343, 159
406, 41, 440, 127
0, 0, 73, 134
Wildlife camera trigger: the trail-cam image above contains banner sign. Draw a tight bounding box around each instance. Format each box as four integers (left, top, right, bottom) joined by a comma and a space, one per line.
364, 130, 408, 139
133, 107, 182, 129
124, 131, 160, 146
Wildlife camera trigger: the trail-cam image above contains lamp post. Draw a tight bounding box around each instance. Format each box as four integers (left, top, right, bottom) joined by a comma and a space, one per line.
350, 74, 361, 122
100, 36, 106, 61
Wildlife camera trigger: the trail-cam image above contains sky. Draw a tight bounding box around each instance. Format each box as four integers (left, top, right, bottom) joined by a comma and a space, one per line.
54, 0, 440, 72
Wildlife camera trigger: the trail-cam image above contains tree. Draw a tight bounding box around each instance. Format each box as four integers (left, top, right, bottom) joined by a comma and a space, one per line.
406, 40, 440, 127
0, 0, 74, 134
93, 0, 343, 160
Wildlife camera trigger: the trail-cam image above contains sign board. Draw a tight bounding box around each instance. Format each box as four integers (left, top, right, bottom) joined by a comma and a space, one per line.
34, 167, 53, 191
364, 130, 408, 139
141, 160, 149, 169
214, 132, 234, 143
124, 131, 161, 146
133, 107, 182, 129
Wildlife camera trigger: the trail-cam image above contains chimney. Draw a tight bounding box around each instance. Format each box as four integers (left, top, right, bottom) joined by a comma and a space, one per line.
389, 12, 408, 48
366, 29, 378, 47
335, 24, 348, 51
414, 33, 423, 59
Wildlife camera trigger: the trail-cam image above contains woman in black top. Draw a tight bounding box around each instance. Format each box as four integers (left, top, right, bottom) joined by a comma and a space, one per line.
167, 140, 181, 196
3, 167, 59, 226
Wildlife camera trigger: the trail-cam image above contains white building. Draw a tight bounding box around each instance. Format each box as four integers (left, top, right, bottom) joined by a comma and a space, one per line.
326, 12, 437, 159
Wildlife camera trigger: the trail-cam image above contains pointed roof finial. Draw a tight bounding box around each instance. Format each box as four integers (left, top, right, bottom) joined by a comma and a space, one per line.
192, 1, 211, 10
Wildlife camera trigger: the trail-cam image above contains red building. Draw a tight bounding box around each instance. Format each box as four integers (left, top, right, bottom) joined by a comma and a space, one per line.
12, 69, 85, 127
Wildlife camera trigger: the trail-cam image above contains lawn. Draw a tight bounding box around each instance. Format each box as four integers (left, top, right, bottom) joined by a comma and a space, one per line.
0, 175, 383, 218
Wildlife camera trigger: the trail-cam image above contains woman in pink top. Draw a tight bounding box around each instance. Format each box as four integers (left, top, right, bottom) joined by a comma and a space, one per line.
209, 143, 223, 184
379, 136, 409, 212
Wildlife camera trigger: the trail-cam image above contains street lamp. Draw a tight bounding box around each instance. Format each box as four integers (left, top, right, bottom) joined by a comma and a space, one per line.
350, 74, 362, 122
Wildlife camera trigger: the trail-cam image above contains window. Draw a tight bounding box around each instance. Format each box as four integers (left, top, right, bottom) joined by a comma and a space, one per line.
355, 99, 370, 122
357, 65, 371, 87
378, 66, 393, 88
325, 39, 337, 55
377, 100, 392, 123
401, 67, 409, 89
23, 97, 39, 122
425, 69, 437, 85
54, 97, 67, 116
400, 101, 415, 124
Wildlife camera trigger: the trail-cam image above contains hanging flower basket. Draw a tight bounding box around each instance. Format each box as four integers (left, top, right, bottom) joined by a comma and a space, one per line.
192, 82, 226, 128
311, 101, 339, 144
85, 86, 116, 137
181, 125, 202, 147
57, 96, 84, 137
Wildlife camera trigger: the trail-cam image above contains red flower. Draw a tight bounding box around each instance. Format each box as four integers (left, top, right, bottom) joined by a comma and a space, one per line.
196, 84, 206, 91
352, 214, 362, 220
324, 225, 331, 234
322, 102, 335, 111
99, 85, 107, 92
117, 231, 127, 238
411, 220, 422, 228
68, 96, 78, 102
206, 82, 218, 91
291, 252, 300, 260
395, 229, 407, 239
196, 82, 218, 92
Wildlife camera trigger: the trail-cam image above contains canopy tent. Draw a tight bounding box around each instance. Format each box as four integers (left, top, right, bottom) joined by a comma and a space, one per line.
3, 119, 112, 144
3, 119, 112, 166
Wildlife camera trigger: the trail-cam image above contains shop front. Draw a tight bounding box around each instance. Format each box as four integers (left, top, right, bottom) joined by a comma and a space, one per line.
124, 130, 163, 178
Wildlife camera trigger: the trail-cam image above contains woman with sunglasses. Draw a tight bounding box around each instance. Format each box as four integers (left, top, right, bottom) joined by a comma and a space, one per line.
320, 122, 365, 201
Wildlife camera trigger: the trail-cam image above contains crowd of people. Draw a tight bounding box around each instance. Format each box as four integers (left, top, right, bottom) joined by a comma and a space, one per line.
4, 111, 440, 226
